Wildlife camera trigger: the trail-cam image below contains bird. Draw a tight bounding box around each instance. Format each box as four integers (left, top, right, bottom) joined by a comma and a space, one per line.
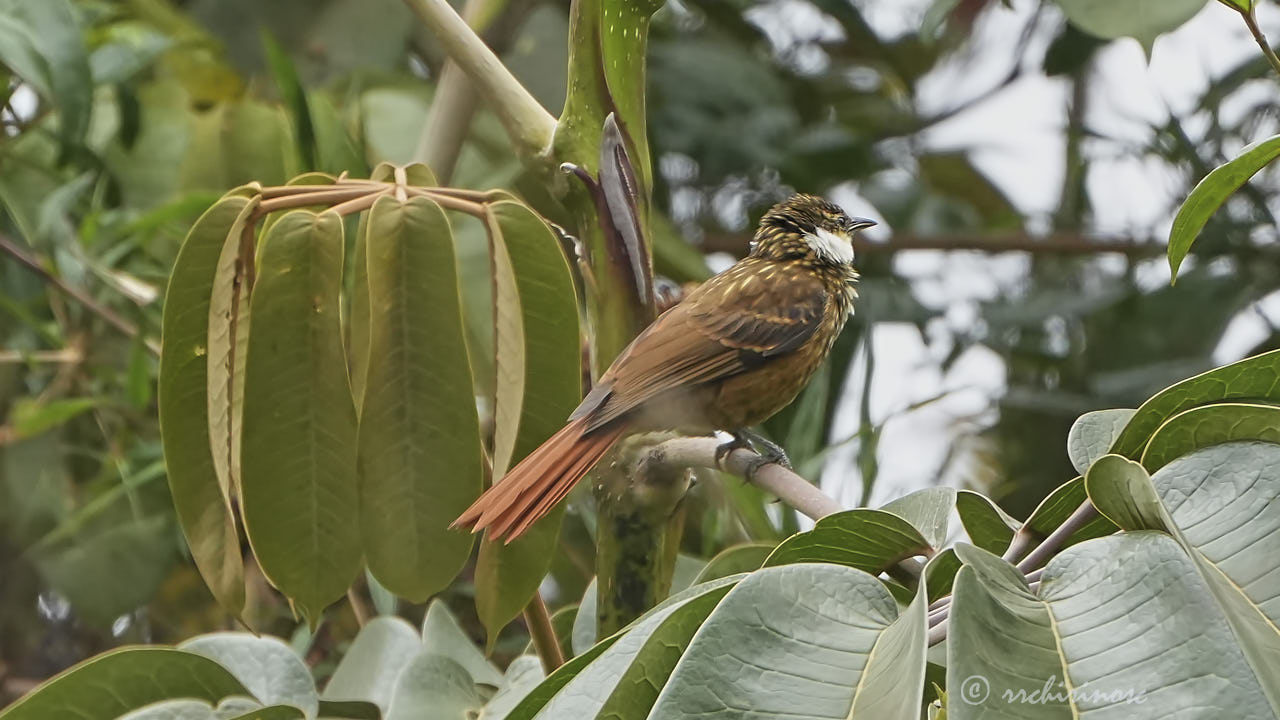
454, 194, 874, 541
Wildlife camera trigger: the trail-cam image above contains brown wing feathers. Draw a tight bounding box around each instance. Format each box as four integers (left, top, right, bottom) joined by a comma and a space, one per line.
453, 257, 830, 541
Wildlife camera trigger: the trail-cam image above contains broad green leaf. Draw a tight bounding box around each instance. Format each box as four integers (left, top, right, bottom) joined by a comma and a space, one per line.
1142, 402, 1280, 471
476, 199, 581, 640
159, 193, 253, 618
480, 656, 544, 720
1066, 408, 1136, 474
648, 564, 921, 719
29, 513, 176, 627
954, 490, 1019, 554
691, 542, 775, 584
1083, 454, 1164, 530
0, 648, 248, 720
508, 575, 745, 719
949, 535, 1273, 718
1218, 0, 1253, 9
1150, 442, 1280, 709
179, 634, 319, 719
764, 508, 930, 572
206, 188, 260, 518
1169, 135, 1280, 278
323, 617, 421, 712
422, 601, 504, 688
1110, 348, 1280, 457
385, 655, 487, 720
241, 210, 360, 624
925, 548, 962, 604
0, 0, 92, 148
357, 195, 482, 602
1024, 476, 1117, 542
1057, 0, 1206, 54
881, 487, 956, 549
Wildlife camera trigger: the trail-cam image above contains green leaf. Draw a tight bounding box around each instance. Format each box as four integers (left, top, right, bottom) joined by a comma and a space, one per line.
1066, 408, 1136, 474
0, 648, 248, 720
1141, 402, 1280, 471
421, 601, 503, 688
1110, 348, 1280, 457
1023, 476, 1118, 542
30, 513, 176, 627
356, 195, 482, 602
1057, 0, 1206, 55
691, 542, 775, 584
647, 564, 924, 719
159, 193, 253, 619
480, 656, 544, 720
949, 535, 1274, 718
508, 576, 744, 719
241, 209, 360, 624
1149, 442, 1280, 708
880, 487, 956, 549
764, 508, 931, 573
0, 0, 92, 149
1218, 0, 1253, 10
954, 490, 1019, 554
384, 655, 487, 720
323, 616, 421, 713
8, 397, 99, 438
1169, 135, 1280, 278
178, 634, 319, 719
117, 699, 219, 720
476, 199, 582, 641
206, 189, 259, 527
1083, 454, 1165, 530
924, 548, 962, 604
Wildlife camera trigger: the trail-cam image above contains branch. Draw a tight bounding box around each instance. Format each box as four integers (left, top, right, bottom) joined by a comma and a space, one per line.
524, 590, 565, 673
1241, 4, 1280, 79
700, 231, 1180, 257
402, 0, 555, 159
641, 437, 843, 520
0, 233, 160, 356
1015, 500, 1098, 573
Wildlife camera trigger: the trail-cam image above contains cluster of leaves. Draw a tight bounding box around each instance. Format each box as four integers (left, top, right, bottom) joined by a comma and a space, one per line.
7, 347, 1280, 718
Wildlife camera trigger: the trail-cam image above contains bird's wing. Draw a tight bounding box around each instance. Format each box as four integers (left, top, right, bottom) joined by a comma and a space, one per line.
575, 259, 829, 430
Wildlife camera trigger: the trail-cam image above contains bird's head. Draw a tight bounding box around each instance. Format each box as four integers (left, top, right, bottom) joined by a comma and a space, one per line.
751, 194, 876, 267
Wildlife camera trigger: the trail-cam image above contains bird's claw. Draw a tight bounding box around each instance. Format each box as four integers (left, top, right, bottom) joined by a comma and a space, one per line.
716, 430, 791, 481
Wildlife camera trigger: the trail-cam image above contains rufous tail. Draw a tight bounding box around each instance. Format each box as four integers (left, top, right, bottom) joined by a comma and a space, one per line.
453, 418, 625, 542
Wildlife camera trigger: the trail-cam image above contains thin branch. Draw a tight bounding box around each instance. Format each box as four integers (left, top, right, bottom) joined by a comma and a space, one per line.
0, 233, 160, 356
524, 590, 565, 673
401, 0, 556, 159
643, 436, 844, 520
1016, 500, 1099, 573
1241, 5, 1280, 79
701, 231, 1176, 257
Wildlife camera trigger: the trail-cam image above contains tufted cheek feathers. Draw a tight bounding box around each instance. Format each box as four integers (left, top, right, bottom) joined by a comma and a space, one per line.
805, 228, 855, 265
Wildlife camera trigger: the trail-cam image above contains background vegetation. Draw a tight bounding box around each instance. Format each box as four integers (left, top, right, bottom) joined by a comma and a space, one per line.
3, 0, 1280, 716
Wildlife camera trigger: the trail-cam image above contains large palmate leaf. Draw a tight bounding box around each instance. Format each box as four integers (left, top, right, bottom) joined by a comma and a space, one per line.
0, 648, 249, 720
476, 197, 582, 641
355, 194, 483, 602
159, 190, 257, 618
240, 209, 360, 624
1110, 348, 1280, 457
1088, 442, 1280, 710
948, 535, 1274, 719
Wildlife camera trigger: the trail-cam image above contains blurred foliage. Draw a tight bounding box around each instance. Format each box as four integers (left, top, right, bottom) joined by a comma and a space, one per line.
4, 0, 1280, 703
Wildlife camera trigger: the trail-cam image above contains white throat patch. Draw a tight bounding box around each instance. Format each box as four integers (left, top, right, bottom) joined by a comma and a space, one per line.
805, 228, 854, 265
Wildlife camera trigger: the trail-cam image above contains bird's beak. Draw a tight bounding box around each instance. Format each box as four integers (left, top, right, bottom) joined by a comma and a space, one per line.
849, 218, 877, 231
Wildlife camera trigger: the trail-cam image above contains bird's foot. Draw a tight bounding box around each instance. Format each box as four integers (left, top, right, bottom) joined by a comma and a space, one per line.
715, 429, 791, 481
